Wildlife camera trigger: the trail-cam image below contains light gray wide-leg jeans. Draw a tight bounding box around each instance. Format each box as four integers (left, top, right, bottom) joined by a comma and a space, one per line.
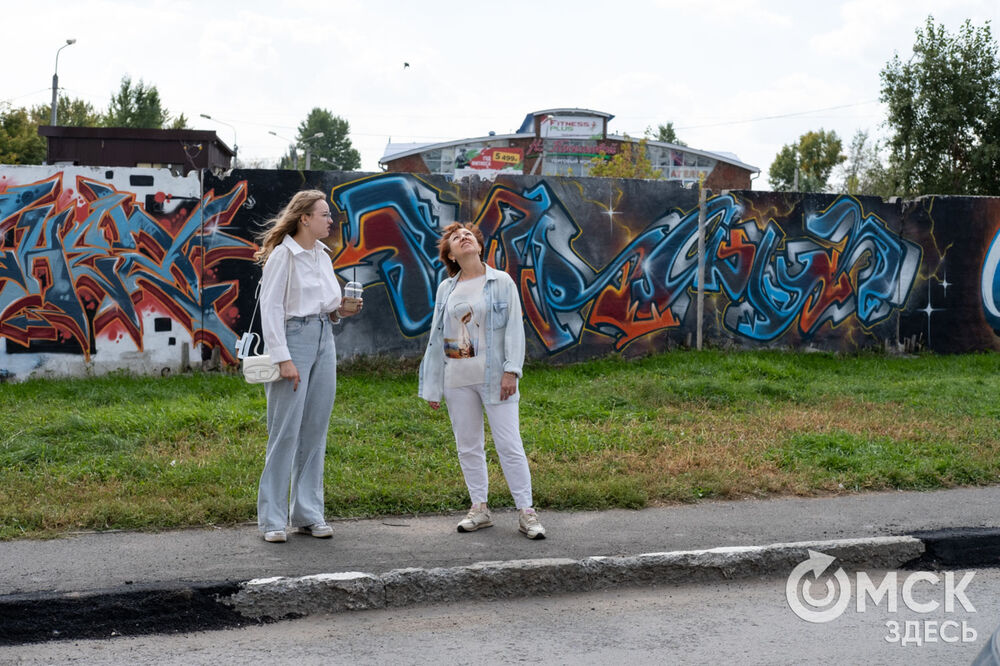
257, 315, 337, 534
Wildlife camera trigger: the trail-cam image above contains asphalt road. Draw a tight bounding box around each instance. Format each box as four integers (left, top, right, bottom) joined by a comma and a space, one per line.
5, 567, 997, 665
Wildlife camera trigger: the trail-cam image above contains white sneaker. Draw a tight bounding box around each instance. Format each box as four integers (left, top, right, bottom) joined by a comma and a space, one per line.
264, 530, 287, 543
457, 506, 493, 532
302, 523, 333, 538
519, 510, 546, 539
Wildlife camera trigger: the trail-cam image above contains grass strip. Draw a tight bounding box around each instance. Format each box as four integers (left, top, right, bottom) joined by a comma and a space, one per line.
1, 350, 999, 539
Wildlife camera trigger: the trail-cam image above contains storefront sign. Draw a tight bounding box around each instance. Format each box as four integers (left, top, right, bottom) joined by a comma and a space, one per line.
539, 115, 604, 139
667, 166, 713, 182
547, 140, 619, 157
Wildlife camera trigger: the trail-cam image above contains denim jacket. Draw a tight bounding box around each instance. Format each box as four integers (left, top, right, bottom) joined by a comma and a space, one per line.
418, 264, 525, 405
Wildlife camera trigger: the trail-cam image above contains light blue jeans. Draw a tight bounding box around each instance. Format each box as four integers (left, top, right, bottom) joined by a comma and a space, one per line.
257, 315, 336, 533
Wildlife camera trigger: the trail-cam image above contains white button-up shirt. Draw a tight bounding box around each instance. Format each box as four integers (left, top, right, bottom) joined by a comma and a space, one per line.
260, 235, 342, 363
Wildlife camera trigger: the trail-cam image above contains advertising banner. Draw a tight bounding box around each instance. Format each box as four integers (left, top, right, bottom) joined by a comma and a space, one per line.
539, 115, 603, 139
454, 147, 524, 179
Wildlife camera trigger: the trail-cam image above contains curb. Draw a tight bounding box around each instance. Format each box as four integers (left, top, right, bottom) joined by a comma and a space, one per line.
1, 534, 930, 645
226, 535, 924, 620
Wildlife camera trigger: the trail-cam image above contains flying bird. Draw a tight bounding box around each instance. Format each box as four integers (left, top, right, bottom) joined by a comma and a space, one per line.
403, 62, 409, 69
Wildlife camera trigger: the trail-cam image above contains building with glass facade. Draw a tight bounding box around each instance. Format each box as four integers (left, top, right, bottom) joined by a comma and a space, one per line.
380, 108, 759, 189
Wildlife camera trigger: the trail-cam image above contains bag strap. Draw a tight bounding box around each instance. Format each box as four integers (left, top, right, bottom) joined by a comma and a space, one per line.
247, 248, 293, 356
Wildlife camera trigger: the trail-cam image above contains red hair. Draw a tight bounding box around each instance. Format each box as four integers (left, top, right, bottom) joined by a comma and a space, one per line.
438, 222, 485, 277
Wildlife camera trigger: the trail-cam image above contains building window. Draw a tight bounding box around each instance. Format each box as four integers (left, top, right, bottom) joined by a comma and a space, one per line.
422, 149, 444, 174
544, 155, 592, 176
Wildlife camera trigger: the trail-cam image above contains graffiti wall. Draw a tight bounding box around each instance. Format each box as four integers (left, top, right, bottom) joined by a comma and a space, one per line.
3, 164, 1000, 381
0, 165, 254, 380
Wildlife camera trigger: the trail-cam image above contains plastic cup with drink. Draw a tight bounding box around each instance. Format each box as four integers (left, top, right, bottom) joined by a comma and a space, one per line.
341, 281, 363, 314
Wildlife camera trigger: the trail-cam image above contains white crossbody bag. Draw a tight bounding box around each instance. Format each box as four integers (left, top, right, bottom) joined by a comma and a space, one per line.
237, 262, 291, 384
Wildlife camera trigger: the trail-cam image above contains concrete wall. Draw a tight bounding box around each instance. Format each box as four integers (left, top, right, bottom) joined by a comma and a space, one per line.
3, 165, 999, 381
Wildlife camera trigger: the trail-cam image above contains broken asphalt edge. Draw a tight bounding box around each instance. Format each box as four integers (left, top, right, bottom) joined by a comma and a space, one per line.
4, 528, 1000, 646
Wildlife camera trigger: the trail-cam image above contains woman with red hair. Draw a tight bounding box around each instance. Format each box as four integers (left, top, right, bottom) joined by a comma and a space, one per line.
419, 222, 546, 539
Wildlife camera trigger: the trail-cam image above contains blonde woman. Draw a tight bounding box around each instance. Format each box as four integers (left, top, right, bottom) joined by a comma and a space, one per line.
419, 222, 546, 539
253, 189, 362, 543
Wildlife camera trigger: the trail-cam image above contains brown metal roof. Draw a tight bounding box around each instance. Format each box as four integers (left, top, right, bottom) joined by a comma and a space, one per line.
37, 126, 235, 175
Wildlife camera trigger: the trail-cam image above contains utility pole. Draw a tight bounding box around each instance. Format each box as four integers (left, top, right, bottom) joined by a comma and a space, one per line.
50, 38, 76, 125
696, 173, 707, 351
302, 132, 324, 170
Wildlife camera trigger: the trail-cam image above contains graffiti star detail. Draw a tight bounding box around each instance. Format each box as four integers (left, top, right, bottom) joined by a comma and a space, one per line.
0, 174, 254, 361
332, 174, 921, 352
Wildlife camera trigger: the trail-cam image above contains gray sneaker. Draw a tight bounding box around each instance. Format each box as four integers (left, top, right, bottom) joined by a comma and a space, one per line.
518, 510, 546, 539
263, 530, 287, 543
457, 506, 493, 532
302, 523, 333, 538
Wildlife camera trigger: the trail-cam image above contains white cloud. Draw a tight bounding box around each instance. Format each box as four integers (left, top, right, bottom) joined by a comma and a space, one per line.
4, 0, 998, 181
811, 0, 1000, 65
651, 0, 793, 27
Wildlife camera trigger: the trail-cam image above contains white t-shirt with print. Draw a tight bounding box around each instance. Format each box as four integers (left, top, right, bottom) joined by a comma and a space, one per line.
443, 275, 487, 388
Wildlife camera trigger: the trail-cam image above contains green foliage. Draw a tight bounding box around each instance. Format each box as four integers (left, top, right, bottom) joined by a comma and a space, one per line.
0, 91, 166, 166
768, 144, 798, 191
0, 96, 103, 165
280, 107, 361, 171
880, 16, 1000, 196
647, 121, 686, 146
102, 75, 177, 129
168, 113, 190, 130
0, 105, 46, 164
30, 97, 102, 128
769, 129, 845, 192
588, 135, 663, 180
837, 129, 895, 196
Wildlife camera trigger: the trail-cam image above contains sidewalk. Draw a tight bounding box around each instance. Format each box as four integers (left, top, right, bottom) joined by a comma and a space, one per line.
3, 486, 1000, 644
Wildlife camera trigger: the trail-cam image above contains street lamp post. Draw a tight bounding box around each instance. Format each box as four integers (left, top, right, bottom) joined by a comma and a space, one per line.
268, 130, 298, 168
301, 132, 324, 170
51, 38, 77, 126
269, 131, 324, 170
200, 113, 238, 166
316, 156, 339, 170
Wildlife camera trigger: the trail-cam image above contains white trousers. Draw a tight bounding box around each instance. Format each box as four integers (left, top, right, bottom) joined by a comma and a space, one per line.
443, 384, 533, 509
257, 315, 336, 533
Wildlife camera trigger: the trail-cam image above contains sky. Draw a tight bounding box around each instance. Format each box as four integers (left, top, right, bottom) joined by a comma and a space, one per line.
4, 0, 999, 189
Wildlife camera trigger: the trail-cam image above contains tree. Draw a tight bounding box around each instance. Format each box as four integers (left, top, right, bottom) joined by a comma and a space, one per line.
647, 122, 686, 146
281, 108, 360, 170
30, 97, 102, 128
588, 136, 663, 179
168, 113, 190, 130
102, 75, 179, 129
880, 16, 1000, 195
768, 144, 799, 191
0, 105, 46, 164
0, 97, 101, 166
768, 129, 845, 191
836, 129, 897, 196
277, 145, 299, 170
